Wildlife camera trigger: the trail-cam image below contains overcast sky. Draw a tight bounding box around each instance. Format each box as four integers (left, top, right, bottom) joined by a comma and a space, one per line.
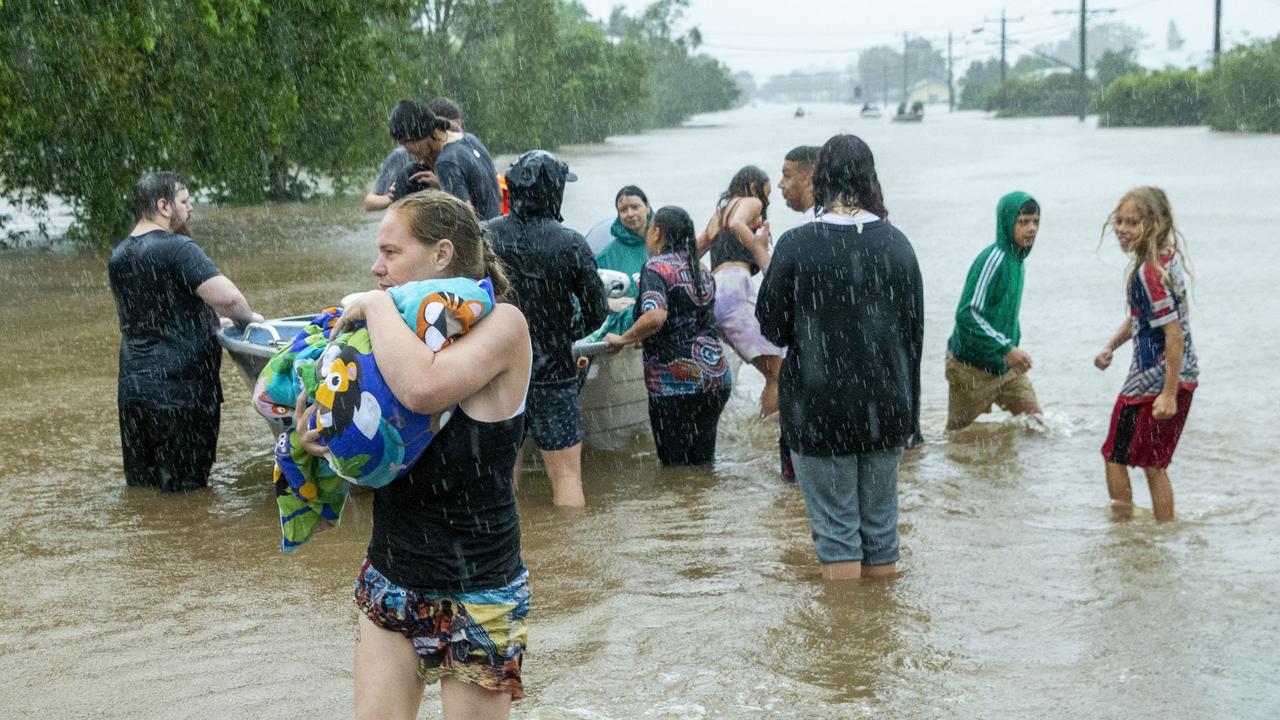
577, 0, 1280, 81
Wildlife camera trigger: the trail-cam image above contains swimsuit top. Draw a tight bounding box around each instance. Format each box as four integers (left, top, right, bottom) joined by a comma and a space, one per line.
709, 199, 762, 274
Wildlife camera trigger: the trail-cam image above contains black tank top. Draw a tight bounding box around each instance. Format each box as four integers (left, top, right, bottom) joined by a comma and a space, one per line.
708, 201, 761, 274
367, 408, 525, 594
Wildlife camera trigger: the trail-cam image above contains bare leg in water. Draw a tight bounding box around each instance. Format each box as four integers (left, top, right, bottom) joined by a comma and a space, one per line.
1143, 466, 1175, 522
753, 354, 781, 417
542, 444, 585, 508
1105, 461, 1134, 520
819, 560, 897, 581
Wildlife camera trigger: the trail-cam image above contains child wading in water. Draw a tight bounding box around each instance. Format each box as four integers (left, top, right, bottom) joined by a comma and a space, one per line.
1095, 187, 1199, 522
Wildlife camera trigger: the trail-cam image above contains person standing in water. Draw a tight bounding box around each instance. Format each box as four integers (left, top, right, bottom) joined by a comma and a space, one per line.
593, 185, 653, 336
697, 166, 781, 419
1095, 187, 1198, 522
108, 171, 262, 491
757, 134, 923, 581
945, 192, 1043, 431
604, 206, 732, 465
295, 191, 532, 718
488, 150, 607, 507
778, 145, 819, 222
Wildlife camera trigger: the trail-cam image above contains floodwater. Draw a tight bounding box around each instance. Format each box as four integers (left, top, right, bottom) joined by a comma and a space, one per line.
2, 104, 1278, 719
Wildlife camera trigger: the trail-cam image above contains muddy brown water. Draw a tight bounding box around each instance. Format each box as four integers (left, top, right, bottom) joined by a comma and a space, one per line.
2, 105, 1278, 718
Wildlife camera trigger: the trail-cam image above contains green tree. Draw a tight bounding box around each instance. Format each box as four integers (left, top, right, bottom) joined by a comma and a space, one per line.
1095, 48, 1145, 90
1099, 69, 1206, 127
0, 0, 416, 245
958, 58, 1002, 110
1207, 36, 1280, 133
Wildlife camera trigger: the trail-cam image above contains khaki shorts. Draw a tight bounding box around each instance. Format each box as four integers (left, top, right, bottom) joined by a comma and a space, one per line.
945, 353, 1038, 429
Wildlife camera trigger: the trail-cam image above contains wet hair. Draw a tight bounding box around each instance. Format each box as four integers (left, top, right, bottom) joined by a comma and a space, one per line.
615, 185, 649, 207
390, 163, 434, 202
388, 99, 450, 142
651, 206, 707, 301
427, 97, 463, 123
132, 171, 185, 221
1102, 186, 1191, 303
716, 165, 770, 221
388, 190, 511, 301
812, 134, 888, 221
1019, 199, 1040, 216
784, 145, 821, 168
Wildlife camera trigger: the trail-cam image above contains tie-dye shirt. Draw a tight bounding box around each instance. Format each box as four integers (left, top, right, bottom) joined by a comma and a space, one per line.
635, 252, 732, 396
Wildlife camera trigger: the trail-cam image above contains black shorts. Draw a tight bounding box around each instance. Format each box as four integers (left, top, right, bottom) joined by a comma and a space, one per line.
119, 400, 221, 491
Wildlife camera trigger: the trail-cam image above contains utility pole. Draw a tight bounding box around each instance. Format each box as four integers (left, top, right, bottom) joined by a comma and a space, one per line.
1079, 0, 1087, 122
1054, 3, 1116, 121
1001, 9, 1008, 83
883, 63, 889, 107
948, 31, 955, 112
981, 10, 1023, 85
902, 32, 910, 105
1214, 0, 1223, 66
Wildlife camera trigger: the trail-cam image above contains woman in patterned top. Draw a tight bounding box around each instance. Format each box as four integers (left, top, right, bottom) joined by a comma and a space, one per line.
1094, 186, 1199, 522
604, 206, 732, 465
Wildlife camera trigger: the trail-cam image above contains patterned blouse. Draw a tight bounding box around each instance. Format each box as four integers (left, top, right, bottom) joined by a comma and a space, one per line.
634, 252, 732, 396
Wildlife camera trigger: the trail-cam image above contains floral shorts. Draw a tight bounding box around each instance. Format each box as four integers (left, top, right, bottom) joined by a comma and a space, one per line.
354, 558, 530, 698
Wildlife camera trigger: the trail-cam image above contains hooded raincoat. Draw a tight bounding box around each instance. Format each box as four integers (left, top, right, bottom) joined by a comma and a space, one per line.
947, 191, 1037, 376
592, 215, 651, 337
487, 152, 607, 385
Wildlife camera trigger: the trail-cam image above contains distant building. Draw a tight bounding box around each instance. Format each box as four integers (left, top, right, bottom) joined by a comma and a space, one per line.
908, 80, 951, 106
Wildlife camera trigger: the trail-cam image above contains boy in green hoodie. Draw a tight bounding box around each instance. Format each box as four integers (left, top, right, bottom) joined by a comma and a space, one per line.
946, 191, 1042, 430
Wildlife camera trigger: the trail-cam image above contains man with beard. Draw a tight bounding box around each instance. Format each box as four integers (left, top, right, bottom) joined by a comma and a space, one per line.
108, 172, 262, 491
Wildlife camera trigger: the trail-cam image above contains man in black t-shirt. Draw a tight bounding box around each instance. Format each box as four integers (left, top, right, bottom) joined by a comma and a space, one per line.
108, 172, 262, 491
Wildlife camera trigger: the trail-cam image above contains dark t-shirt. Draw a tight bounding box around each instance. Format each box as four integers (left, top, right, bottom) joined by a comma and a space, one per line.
372, 146, 414, 195
435, 137, 502, 220
108, 230, 223, 409
487, 215, 608, 385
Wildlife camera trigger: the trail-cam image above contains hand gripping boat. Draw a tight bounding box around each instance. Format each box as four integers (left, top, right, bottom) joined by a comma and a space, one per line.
218, 271, 649, 449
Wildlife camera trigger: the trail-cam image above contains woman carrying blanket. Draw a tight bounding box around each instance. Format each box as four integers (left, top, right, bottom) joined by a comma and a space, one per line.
295, 190, 532, 719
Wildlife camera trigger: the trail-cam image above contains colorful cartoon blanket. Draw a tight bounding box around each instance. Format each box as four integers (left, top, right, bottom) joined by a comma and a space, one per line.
253, 277, 495, 552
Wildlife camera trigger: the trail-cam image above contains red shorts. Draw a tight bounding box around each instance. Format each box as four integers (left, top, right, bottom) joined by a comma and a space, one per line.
1101, 388, 1194, 469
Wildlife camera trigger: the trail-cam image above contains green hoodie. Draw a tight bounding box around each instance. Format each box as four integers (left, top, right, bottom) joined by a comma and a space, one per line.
590, 215, 650, 339
947, 191, 1036, 375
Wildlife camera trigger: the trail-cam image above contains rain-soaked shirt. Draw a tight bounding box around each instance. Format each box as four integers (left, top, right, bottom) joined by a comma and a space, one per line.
757, 219, 924, 455
635, 251, 732, 396
108, 230, 223, 408
1121, 253, 1199, 401
487, 215, 608, 385
435, 136, 502, 220
371, 146, 414, 195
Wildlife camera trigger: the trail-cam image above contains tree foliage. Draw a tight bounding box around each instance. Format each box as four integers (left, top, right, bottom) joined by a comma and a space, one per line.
1099, 70, 1207, 127
1207, 36, 1280, 134
0, 0, 738, 244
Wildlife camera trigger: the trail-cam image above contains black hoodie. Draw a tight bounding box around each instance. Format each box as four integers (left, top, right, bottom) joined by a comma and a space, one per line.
757, 219, 924, 455
487, 175, 607, 385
